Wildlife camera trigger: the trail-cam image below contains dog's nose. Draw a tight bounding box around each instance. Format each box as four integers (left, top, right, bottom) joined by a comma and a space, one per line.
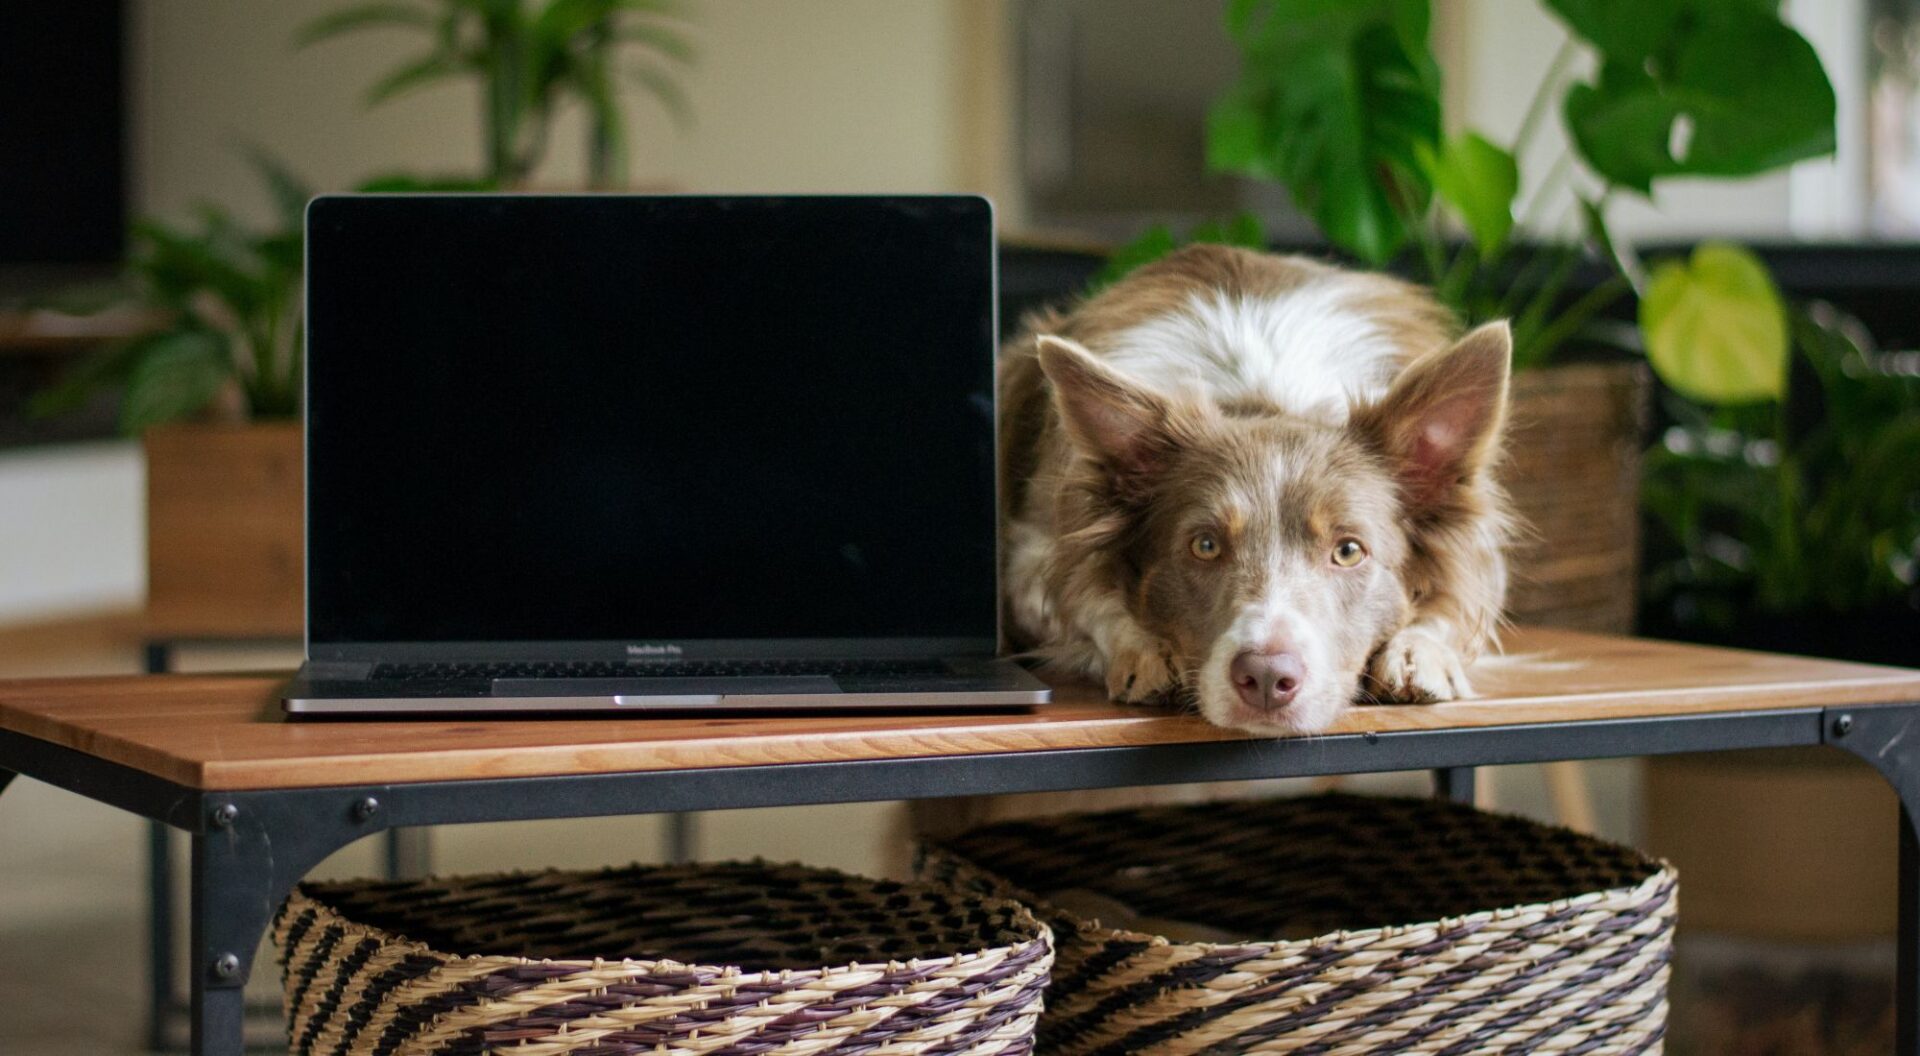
1230, 650, 1304, 712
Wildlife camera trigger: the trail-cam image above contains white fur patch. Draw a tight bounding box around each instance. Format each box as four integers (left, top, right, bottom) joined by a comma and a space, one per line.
1003, 518, 1059, 643
1104, 280, 1402, 423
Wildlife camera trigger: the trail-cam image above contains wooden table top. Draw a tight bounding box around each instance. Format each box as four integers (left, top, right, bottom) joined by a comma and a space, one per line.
2, 628, 1917, 792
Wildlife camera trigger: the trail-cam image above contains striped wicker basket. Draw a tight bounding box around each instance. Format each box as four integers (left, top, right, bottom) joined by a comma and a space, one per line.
919, 794, 1676, 1055
271, 860, 1054, 1056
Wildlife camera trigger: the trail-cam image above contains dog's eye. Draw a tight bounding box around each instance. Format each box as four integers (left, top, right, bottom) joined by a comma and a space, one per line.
1332, 538, 1368, 567
1189, 532, 1223, 561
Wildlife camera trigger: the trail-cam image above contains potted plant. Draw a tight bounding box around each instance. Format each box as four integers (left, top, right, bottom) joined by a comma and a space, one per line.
35, 2, 698, 637
32, 157, 311, 637
1096, 0, 1838, 635
298, 0, 696, 189
1634, 277, 1918, 1056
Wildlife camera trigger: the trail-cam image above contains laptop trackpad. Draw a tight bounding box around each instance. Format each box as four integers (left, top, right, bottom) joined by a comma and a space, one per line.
491, 675, 839, 698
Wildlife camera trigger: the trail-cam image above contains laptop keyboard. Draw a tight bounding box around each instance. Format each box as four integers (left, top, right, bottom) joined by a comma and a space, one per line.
369, 658, 948, 681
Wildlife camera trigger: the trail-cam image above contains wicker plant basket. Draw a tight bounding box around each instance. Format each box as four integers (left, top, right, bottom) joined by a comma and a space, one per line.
920, 794, 1676, 1055
271, 860, 1053, 1056
1503, 361, 1650, 634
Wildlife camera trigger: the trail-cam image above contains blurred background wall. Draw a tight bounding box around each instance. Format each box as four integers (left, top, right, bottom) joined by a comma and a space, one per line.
5, 0, 1872, 626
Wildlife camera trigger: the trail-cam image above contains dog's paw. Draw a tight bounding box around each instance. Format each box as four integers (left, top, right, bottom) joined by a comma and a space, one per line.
1103, 636, 1180, 704
1367, 627, 1472, 703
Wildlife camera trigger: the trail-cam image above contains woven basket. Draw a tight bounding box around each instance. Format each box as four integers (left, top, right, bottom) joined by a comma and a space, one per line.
271, 860, 1053, 1056
920, 794, 1676, 1055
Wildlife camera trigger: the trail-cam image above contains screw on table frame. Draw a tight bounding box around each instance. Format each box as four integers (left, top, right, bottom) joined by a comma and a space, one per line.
143, 639, 427, 1052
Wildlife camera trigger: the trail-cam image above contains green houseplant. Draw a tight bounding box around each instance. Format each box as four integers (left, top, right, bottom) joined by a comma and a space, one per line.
299, 0, 696, 189
1099, 0, 1840, 634
34, 2, 699, 628
26, 156, 318, 636
1640, 292, 1920, 659
1132, 0, 1836, 380
31, 155, 311, 433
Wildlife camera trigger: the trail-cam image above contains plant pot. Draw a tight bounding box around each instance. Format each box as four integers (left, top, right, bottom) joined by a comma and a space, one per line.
1502, 361, 1650, 633
143, 420, 304, 639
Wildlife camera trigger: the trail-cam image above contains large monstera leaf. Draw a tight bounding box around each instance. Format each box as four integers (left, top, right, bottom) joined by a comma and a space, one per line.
1549, 0, 1835, 193
1208, 0, 1441, 264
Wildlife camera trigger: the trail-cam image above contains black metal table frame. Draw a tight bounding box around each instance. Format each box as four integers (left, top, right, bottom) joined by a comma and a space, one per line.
5, 701, 1920, 1055
135, 640, 702, 1051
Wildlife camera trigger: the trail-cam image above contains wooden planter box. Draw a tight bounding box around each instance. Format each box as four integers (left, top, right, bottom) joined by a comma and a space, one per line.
1503, 362, 1650, 634
144, 421, 304, 639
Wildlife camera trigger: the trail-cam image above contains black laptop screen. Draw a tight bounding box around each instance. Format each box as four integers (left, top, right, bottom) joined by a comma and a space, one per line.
305, 195, 997, 647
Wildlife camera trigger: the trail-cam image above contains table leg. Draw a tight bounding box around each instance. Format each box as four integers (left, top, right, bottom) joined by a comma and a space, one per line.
189, 830, 261, 1056
385, 827, 432, 878
1431, 767, 1476, 805
1822, 704, 1920, 1056
143, 640, 177, 1051
148, 821, 176, 1052
1901, 802, 1919, 1056
666, 812, 696, 863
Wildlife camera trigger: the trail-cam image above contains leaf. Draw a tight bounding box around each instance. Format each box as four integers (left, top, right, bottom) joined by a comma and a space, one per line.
365, 49, 467, 106
628, 63, 693, 128
1222, 210, 1267, 248
243, 147, 314, 233
1421, 131, 1517, 255
1562, 63, 1680, 194
616, 21, 696, 64
1542, 0, 1681, 62
1090, 213, 1266, 291
1640, 242, 1788, 403
118, 330, 235, 433
29, 334, 156, 419
576, 59, 629, 187
295, 2, 434, 47
1205, 88, 1267, 175
132, 217, 261, 316
1558, 3, 1835, 193
1090, 226, 1178, 291
353, 172, 499, 192
1206, 0, 1441, 264
1667, 9, 1836, 175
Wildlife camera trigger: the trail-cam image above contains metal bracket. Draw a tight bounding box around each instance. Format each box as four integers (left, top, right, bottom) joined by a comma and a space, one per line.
187, 786, 401, 1051
1822, 702, 1920, 1056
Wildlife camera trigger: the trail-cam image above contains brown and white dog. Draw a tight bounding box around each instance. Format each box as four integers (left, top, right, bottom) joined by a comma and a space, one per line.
999, 244, 1516, 733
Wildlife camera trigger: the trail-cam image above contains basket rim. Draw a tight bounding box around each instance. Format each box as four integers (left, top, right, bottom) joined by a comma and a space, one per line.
284, 856, 1055, 979
922, 794, 1677, 952
942, 856, 1677, 952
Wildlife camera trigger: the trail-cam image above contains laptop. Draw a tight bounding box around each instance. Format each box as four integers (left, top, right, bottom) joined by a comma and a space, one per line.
283, 194, 1050, 716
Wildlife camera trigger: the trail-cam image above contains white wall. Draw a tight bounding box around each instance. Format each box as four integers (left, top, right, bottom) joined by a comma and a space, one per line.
0, 443, 143, 624
129, 0, 969, 225
7, 0, 1875, 622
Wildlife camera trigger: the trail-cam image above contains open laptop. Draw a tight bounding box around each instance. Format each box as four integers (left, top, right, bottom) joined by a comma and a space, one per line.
283, 194, 1049, 715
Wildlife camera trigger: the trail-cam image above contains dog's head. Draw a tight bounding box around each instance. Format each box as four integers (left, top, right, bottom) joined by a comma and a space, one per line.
1037, 322, 1510, 733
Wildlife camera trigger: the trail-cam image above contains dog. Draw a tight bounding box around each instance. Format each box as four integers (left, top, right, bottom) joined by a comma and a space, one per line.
998, 244, 1516, 734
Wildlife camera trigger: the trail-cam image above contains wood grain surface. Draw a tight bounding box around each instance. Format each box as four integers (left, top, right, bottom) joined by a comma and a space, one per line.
143, 421, 306, 640
2, 628, 1917, 791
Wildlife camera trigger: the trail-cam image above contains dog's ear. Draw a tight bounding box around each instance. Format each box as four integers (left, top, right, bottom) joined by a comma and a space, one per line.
1036, 334, 1180, 484
1356, 321, 1510, 508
